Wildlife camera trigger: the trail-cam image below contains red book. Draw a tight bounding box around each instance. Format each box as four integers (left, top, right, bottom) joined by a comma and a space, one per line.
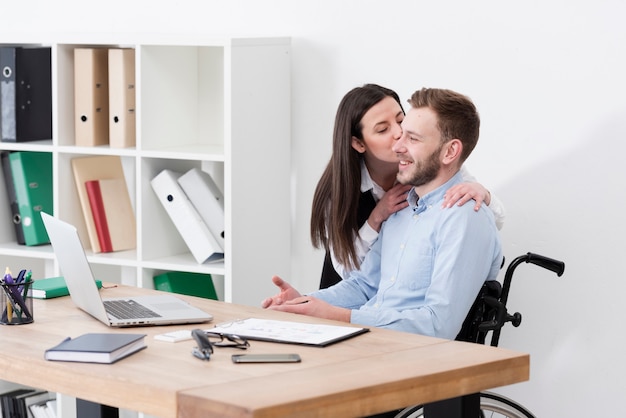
85, 180, 113, 252
85, 178, 136, 253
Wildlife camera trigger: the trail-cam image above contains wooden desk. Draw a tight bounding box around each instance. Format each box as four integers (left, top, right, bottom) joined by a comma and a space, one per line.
0, 284, 529, 417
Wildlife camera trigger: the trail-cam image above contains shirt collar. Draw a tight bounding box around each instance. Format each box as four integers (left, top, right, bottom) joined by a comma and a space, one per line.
360, 159, 385, 201
407, 171, 464, 212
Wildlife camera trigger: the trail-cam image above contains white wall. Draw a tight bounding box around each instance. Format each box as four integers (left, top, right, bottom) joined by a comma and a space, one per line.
3, 1, 625, 415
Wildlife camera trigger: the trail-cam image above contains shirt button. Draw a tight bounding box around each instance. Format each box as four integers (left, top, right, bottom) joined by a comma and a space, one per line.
374, 303, 380, 308
413, 214, 419, 219
390, 276, 396, 283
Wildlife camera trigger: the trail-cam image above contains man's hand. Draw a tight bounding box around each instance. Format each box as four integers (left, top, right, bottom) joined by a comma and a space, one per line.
261, 275, 302, 308
442, 182, 491, 212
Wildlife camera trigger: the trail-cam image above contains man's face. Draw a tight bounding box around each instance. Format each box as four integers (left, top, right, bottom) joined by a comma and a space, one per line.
392, 106, 443, 187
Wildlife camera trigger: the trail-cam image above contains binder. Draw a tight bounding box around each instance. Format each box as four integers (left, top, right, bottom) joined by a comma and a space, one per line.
71, 155, 133, 253
32, 276, 103, 299
0, 151, 25, 244
85, 178, 136, 252
108, 48, 136, 148
177, 168, 225, 251
0, 388, 35, 418
74, 48, 109, 146
151, 169, 223, 264
153, 271, 218, 300
8, 151, 52, 246
0, 46, 52, 143
23, 391, 55, 418
29, 398, 56, 418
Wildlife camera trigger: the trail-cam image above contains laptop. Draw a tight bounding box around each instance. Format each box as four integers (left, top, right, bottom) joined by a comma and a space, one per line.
40, 212, 213, 327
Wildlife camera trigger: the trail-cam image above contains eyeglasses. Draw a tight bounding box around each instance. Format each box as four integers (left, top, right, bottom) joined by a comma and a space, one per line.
191, 329, 250, 361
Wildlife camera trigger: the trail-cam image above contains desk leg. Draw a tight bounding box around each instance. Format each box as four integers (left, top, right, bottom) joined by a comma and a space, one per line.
423, 393, 479, 418
76, 398, 119, 418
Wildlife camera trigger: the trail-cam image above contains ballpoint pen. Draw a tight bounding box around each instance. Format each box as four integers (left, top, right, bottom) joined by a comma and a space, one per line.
22, 270, 32, 299
16, 269, 26, 289
3, 267, 14, 321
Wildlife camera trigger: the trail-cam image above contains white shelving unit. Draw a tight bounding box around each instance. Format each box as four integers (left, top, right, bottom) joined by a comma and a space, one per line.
0, 35, 292, 307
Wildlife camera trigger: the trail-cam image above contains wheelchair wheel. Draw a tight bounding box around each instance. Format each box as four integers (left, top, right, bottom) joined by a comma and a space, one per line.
393, 391, 535, 418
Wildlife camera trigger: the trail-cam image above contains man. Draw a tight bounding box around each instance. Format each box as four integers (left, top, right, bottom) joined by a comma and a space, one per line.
262, 88, 502, 340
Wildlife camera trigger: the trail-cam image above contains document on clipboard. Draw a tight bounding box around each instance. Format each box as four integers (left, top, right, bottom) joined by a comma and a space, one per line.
210, 318, 369, 347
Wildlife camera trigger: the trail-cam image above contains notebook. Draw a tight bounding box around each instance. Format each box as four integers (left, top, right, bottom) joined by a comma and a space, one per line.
40, 212, 213, 327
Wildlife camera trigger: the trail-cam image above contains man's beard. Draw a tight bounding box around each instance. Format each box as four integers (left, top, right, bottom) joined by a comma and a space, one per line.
397, 145, 442, 187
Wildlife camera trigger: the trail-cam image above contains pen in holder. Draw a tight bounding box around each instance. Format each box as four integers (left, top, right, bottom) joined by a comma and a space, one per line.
1, 280, 34, 325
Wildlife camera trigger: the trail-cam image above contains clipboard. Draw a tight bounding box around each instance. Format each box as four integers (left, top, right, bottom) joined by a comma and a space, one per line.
210, 318, 369, 347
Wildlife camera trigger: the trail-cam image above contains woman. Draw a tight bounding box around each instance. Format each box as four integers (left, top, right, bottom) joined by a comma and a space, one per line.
311, 84, 505, 289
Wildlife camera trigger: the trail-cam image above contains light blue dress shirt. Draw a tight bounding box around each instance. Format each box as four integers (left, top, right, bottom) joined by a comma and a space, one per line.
310, 171, 503, 339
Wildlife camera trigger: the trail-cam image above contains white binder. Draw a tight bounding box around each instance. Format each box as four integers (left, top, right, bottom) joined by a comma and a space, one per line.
150, 169, 223, 263
177, 168, 225, 251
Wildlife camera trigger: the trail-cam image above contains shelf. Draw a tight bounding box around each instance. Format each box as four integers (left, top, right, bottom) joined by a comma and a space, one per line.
0, 36, 291, 306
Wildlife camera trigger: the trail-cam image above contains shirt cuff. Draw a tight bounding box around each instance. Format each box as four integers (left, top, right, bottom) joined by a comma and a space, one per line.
358, 221, 379, 248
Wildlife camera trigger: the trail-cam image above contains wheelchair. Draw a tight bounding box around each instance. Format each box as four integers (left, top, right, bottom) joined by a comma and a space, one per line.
394, 252, 566, 418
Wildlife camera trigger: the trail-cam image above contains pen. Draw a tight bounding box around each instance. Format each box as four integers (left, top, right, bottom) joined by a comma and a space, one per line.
16, 269, 25, 284
22, 270, 32, 299
3, 267, 12, 284
4, 267, 13, 320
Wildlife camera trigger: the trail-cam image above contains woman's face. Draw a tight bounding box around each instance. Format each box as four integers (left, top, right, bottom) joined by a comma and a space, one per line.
351, 96, 404, 166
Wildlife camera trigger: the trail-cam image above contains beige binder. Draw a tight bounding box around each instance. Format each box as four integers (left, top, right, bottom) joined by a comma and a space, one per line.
71, 155, 134, 253
108, 48, 136, 148
74, 48, 109, 146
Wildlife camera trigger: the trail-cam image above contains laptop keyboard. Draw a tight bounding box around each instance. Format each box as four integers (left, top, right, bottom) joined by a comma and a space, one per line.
104, 299, 162, 319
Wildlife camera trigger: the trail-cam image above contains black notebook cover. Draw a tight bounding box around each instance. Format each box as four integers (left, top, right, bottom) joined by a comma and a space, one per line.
44, 333, 146, 364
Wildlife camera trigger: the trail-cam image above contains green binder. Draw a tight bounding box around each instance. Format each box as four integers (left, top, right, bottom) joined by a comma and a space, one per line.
153, 271, 218, 300
32, 276, 103, 299
8, 151, 53, 246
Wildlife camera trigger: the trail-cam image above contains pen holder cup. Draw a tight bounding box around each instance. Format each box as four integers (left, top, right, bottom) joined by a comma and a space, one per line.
0, 282, 33, 325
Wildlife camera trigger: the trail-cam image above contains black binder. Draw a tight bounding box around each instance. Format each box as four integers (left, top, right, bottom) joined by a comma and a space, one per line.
0, 151, 25, 244
0, 388, 35, 418
0, 46, 52, 142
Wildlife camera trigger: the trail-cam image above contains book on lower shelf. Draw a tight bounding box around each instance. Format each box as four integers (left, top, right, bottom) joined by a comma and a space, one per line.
1, 388, 34, 418
85, 178, 136, 253
24, 391, 55, 418
44, 333, 147, 364
0, 388, 54, 418
31, 276, 103, 299
29, 397, 57, 418
71, 155, 135, 253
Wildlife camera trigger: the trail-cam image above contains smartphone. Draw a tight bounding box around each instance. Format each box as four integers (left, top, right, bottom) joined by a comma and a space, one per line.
231, 353, 301, 363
